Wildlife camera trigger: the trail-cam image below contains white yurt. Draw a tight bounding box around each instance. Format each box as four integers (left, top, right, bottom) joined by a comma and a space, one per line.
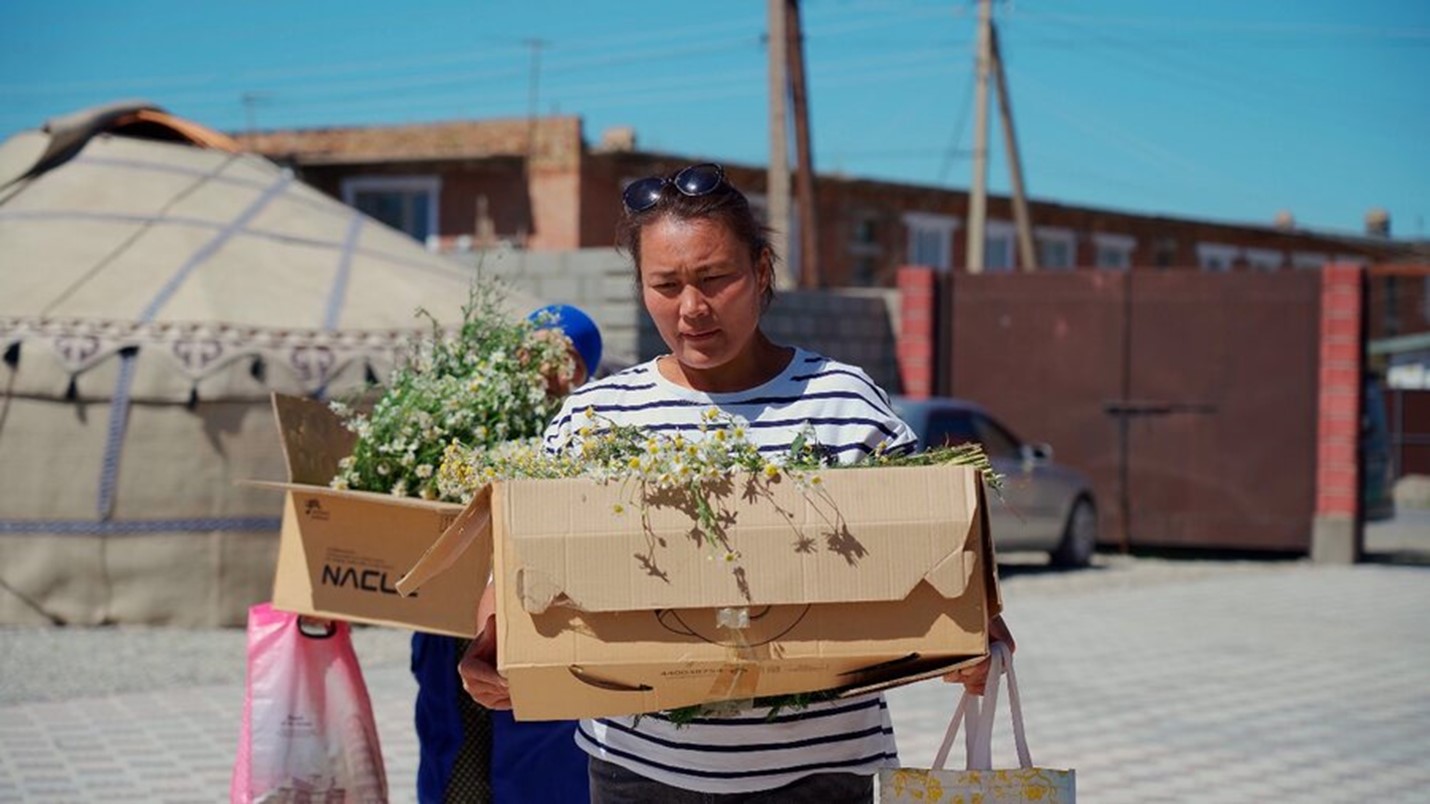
0, 102, 541, 627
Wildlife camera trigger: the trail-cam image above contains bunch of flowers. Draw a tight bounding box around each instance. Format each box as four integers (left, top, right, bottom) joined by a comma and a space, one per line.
437, 406, 999, 555
330, 283, 576, 500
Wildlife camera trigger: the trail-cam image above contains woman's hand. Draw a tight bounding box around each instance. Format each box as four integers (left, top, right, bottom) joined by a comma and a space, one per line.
943, 614, 1015, 695
457, 584, 512, 710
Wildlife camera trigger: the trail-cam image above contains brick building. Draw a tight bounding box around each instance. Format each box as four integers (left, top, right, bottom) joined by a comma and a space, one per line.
243, 115, 1428, 337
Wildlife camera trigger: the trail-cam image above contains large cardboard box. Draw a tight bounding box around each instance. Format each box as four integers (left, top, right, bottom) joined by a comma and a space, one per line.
251, 394, 487, 637
400, 463, 1001, 721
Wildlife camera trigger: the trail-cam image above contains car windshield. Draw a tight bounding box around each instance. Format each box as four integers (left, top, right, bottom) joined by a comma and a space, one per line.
894, 400, 1026, 460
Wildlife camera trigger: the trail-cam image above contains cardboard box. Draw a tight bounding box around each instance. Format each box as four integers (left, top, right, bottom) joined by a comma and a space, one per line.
400, 463, 1001, 721
251, 394, 487, 637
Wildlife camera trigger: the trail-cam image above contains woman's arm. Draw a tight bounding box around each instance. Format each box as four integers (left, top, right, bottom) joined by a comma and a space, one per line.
457, 582, 512, 709
943, 613, 1015, 695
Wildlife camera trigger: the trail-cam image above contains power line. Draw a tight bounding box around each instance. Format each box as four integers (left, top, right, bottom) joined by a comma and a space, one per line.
1002, 10, 1430, 40
0, 4, 905, 99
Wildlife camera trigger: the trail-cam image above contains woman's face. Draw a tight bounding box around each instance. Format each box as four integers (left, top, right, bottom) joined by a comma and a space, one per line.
638, 215, 770, 381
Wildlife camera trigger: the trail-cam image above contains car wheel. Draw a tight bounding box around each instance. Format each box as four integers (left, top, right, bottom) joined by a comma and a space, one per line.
1050, 497, 1097, 568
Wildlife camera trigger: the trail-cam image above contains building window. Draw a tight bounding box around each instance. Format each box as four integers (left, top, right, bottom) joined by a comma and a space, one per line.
903, 212, 958, 272
1035, 227, 1076, 270
341, 176, 440, 242
1196, 243, 1240, 272
851, 214, 879, 249
1154, 238, 1179, 268
1292, 252, 1328, 270
1245, 248, 1284, 272
1092, 233, 1136, 271
983, 220, 1016, 272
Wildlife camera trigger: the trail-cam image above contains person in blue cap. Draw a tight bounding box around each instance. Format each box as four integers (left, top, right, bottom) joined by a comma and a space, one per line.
411, 303, 601, 804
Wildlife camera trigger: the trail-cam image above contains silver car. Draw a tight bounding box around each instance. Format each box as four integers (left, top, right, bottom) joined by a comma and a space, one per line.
891, 396, 1098, 567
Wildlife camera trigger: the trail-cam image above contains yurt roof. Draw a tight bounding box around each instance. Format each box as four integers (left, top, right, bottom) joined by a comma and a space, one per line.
0, 101, 541, 403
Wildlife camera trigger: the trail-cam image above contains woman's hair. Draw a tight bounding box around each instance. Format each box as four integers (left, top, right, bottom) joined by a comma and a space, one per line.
615, 170, 779, 310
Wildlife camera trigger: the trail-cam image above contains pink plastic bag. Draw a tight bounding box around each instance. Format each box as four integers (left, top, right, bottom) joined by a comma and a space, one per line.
231, 603, 388, 803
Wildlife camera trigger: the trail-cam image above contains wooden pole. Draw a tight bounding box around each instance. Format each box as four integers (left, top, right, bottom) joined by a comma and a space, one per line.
965, 0, 992, 274
786, 0, 821, 288
992, 24, 1038, 271
767, 0, 792, 285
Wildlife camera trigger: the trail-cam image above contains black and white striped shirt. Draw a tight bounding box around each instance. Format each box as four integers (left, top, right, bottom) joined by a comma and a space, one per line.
542, 348, 918, 794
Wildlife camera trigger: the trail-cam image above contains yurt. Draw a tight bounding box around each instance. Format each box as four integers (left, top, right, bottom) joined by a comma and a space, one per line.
0, 102, 541, 626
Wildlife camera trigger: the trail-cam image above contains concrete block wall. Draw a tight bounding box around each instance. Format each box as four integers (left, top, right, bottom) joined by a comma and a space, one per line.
633, 287, 900, 391
762, 288, 901, 391
452, 248, 642, 367
452, 248, 901, 390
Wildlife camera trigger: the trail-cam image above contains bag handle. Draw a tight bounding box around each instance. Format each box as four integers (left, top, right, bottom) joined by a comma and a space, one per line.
930, 643, 1032, 771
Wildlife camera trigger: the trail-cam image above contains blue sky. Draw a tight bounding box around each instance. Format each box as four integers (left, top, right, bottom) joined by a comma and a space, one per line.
2, 0, 1426, 236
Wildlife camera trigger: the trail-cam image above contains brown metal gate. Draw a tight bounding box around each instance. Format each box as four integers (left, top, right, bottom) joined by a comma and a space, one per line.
1386, 389, 1430, 476
946, 271, 1321, 552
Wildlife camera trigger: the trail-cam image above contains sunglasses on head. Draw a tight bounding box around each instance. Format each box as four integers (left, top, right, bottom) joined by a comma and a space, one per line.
621, 163, 727, 213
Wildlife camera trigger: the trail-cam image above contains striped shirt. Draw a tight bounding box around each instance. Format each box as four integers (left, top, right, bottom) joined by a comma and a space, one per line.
541, 347, 918, 794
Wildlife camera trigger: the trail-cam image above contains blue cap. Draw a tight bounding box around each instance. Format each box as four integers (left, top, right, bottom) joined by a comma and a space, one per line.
527, 304, 602, 377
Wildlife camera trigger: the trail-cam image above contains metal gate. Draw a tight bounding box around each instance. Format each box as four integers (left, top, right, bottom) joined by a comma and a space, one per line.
946, 271, 1322, 552
1386, 389, 1430, 477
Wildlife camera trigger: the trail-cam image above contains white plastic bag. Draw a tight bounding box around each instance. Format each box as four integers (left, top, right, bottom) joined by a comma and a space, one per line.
231, 603, 388, 803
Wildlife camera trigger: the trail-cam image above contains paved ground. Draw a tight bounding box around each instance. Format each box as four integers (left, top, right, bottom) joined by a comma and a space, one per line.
1, 517, 1427, 803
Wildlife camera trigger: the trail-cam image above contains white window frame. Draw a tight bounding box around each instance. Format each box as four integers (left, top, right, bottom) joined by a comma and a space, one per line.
1034, 226, 1077, 271
1291, 251, 1328, 270
1196, 242, 1240, 273
902, 212, 959, 272
341, 175, 440, 242
982, 219, 1017, 273
1245, 248, 1284, 272
1092, 233, 1136, 271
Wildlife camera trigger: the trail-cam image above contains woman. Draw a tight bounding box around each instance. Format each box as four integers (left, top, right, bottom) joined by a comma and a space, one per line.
460, 163, 1011, 803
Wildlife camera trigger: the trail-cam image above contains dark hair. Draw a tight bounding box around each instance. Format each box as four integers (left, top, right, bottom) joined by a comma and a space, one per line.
616, 170, 779, 310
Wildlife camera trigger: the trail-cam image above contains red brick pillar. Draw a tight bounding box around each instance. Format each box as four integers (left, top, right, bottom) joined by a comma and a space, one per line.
897, 266, 938, 399
1312, 263, 1365, 563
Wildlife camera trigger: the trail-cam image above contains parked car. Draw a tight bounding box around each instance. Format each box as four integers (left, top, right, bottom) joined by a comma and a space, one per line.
891, 396, 1099, 567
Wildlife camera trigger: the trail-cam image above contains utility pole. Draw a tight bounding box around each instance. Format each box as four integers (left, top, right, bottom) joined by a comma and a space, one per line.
785, 0, 820, 289
991, 25, 1037, 271
965, 0, 992, 273
766, 0, 793, 287
523, 39, 548, 159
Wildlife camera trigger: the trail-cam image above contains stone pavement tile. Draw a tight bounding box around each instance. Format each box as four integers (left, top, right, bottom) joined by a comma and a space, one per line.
886, 565, 1430, 804
4, 563, 1427, 802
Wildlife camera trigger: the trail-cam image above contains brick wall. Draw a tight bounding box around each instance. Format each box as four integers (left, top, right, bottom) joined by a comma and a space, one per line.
895, 266, 937, 399
596, 155, 1401, 286
1367, 268, 1430, 341
1316, 264, 1365, 522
